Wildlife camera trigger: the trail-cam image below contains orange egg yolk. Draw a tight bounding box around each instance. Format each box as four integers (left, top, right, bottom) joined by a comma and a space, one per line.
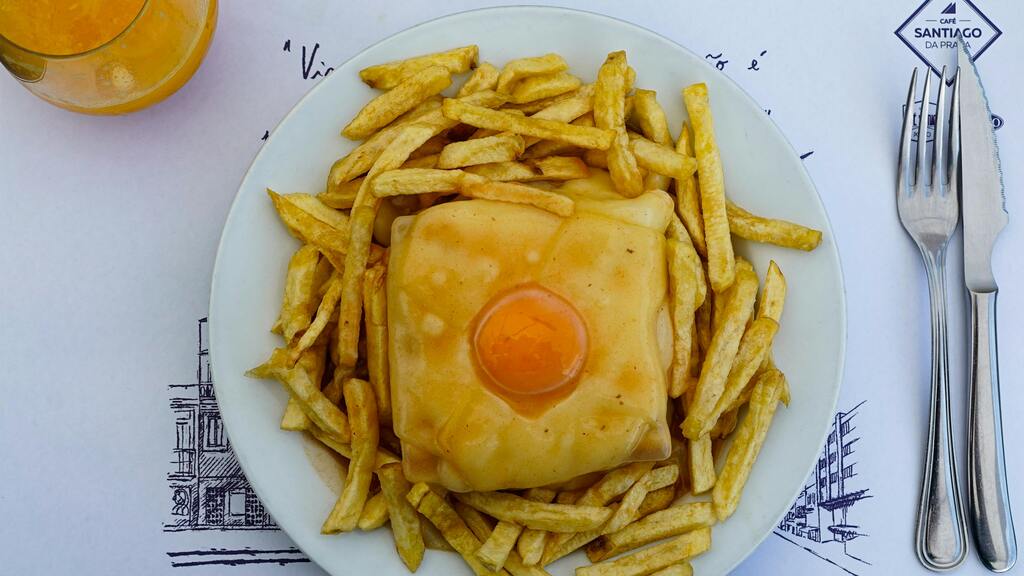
472, 283, 588, 396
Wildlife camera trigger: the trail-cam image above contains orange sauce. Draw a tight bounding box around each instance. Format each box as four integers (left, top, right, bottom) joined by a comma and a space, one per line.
0, 0, 216, 114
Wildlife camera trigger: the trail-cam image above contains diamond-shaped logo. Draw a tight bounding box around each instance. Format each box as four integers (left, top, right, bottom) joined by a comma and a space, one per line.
896, 0, 1002, 76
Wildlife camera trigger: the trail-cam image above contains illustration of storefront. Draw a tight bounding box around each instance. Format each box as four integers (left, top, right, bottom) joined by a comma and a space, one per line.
164, 318, 276, 531
778, 401, 870, 561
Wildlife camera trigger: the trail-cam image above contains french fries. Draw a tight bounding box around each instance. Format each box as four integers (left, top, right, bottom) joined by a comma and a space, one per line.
674, 122, 707, 256
576, 528, 711, 576
363, 264, 390, 422
683, 83, 735, 292
461, 179, 574, 217
343, 66, 453, 140
358, 491, 390, 531
276, 244, 322, 342
359, 45, 477, 90
438, 133, 525, 168
631, 90, 673, 192
497, 53, 568, 93
688, 434, 716, 494
269, 191, 349, 270
455, 491, 612, 532
510, 71, 581, 104
322, 378, 379, 533
464, 156, 588, 182
595, 51, 643, 198
682, 260, 758, 440
588, 502, 716, 562
630, 137, 697, 180
666, 226, 702, 398
727, 200, 823, 251
407, 484, 497, 576
707, 316, 779, 432
713, 369, 785, 520
253, 45, 824, 576
442, 99, 614, 149
378, 463, 425, 571
371, 167, 464, 197
458, 62, 500, 97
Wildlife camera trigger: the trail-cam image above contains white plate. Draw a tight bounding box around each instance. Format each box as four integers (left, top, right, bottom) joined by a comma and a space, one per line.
210, 6, 846, 575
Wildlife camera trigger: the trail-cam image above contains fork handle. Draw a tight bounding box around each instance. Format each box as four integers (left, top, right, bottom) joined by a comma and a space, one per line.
968, 289, 1018, 572
917, 249, 969, 571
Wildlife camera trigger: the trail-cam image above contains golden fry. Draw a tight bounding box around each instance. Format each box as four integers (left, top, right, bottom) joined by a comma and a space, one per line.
455, 491, 611, 533
308, 425, 399, 470
357, 491, 389, 531
708, 317, 779, 432
630, 137, 697, 180
587, 502, 715, 562
464, 156, 588, 182
688, 434, 716, 494
631, 90, 673, 192
595, 51, 643, 197
363, 264, 390, 422
461, 179, 574, 217
359, 45, 477, 90
674, 122, 707, 256
727, 200, 822, 251
269, 191, 348, 270
682, 260, 758, 439
497, 53, 568, 93
666, 236, 699, 398
457, 61, 500, 97
477, 519, 522, 572
543, 462, 653, 560
438, 133, 525, 168
510, 71, 581, 104
378, 463, 424, 571
276, 244, 321, 342
635, 485, 676, 519
602, 465, 679, 535
713, 369, 785, 520
408, 485, 496, 576
280, 398, 310, 431
683, 83, 734, 292
289, 270, 344, 362
371, 168, 463, 197
516, 488, 557, 566
247, 353, 351, 444
325, 94, 461, 187
576, 528, 711, 576
758, 261, 787, 322
442, 99, 614, 149
343, 66, 452, 140
322, 378, 378, 533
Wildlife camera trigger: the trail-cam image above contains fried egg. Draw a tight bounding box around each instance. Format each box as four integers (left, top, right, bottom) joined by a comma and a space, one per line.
387, 180, 674, 492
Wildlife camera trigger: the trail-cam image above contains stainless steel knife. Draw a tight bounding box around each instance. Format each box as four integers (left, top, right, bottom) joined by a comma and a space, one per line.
957, 39, 1017, 573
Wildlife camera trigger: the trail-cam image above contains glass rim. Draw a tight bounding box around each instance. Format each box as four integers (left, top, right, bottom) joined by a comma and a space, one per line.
0, 0, 150, 59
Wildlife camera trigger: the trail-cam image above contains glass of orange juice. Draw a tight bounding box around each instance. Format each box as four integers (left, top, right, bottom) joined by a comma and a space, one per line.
0, 0, 217, 114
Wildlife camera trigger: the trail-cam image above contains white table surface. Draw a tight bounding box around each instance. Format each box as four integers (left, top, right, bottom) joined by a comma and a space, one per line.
1, 1, 1021, 574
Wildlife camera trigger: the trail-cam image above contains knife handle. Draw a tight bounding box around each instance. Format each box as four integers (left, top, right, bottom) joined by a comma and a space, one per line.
968, 289, 1018, 572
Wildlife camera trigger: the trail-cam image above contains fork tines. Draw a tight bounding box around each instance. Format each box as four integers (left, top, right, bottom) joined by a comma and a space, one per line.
898, 67, 961, 197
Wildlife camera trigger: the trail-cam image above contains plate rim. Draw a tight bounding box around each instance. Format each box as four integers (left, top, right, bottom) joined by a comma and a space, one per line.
209, 5, 848, 575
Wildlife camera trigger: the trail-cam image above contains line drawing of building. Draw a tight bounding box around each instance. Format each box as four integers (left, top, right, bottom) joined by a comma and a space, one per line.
164, 318, 278, 532
775, 400, 871, 571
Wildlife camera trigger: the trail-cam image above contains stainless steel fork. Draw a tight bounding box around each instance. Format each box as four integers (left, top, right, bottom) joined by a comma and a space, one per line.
898, 67, 969, 571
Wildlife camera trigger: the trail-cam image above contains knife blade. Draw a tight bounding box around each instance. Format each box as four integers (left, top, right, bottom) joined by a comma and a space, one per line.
958, 38, 1018, 574
958, 40, 1007, 292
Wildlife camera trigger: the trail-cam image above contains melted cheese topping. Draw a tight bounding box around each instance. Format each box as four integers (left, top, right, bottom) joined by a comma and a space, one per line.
388, 191, 673, 491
